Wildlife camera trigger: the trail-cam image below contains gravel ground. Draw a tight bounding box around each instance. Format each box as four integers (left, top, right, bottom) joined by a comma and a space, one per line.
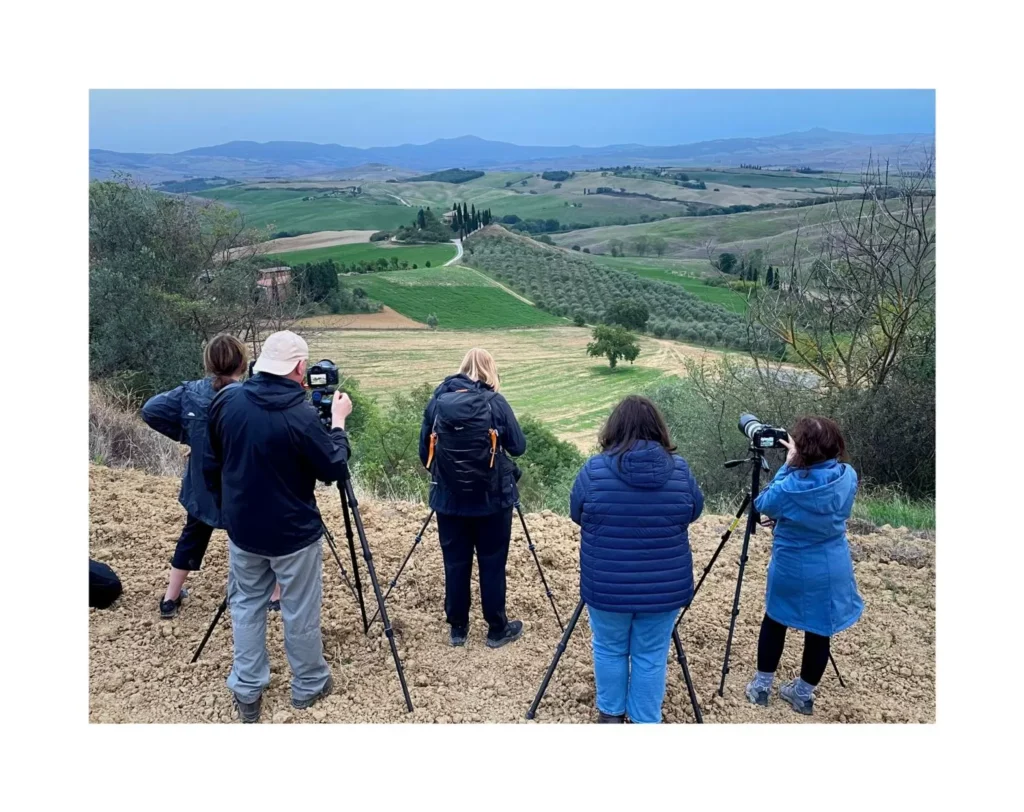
89, 465, 935, 724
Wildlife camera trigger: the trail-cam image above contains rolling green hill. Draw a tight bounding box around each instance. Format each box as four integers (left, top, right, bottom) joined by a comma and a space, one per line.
587, 255, 749, 313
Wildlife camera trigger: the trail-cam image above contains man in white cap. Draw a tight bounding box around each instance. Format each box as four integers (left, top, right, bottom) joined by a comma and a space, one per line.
204, 330, 353, 722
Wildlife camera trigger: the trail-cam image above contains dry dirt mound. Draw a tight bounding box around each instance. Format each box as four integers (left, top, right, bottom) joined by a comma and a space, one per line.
89, 465, 935, 724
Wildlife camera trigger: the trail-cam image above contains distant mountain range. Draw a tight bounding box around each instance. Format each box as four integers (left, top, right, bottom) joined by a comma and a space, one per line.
89, 128, 934, 182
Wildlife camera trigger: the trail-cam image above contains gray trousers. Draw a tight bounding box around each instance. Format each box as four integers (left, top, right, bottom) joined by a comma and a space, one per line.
226, 539, 331, 703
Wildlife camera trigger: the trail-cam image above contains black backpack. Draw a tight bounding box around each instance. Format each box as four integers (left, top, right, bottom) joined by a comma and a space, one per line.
427, 387, 501, 495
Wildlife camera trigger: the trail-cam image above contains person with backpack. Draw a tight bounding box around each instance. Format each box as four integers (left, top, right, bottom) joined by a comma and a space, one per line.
419, 348, 527, 649
141, 334, 281, 619
570, 396, 704, 724
744, 416, 863, 716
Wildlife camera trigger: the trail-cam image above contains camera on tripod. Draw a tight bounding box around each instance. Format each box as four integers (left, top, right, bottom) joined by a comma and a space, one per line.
738, 413, 789, 450
306, 359, 340, 429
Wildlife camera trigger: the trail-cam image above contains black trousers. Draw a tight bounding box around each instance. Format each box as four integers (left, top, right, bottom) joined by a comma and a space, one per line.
170, 513, 215, 571
436, 507, 513, 636
757, 613, 831, 686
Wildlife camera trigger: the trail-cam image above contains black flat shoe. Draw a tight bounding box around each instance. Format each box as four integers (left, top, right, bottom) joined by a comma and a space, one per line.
486, 619, 524, 649
598, 711, 626, 724
159, 587, 189, 620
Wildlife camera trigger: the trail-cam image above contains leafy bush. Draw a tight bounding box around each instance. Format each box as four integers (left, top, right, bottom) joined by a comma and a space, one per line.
426, 313, 439, 329
603, 298, 650, 331
573, 313, 586, 327
514, 416, 586, 512
370, 231, 392, 242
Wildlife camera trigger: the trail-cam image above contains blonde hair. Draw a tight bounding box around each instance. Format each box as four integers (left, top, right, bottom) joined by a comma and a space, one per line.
459, 348, 500, 392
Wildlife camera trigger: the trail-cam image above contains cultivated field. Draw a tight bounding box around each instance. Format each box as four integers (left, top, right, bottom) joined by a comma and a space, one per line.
89, 465, 935, 724
272, 241, 457, 268
339, 265, 564, 331
199, 169, 832, 235
296, 306, 427, 330
306, 325, 719, 448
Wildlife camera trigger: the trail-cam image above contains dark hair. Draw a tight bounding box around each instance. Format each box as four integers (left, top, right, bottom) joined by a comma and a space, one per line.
204, 334, 248, 392
598, 395, 676, 458
789, 416, 847, 468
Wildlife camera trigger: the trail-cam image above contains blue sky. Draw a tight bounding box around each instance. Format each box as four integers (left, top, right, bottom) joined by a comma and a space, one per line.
90, 90, 935, 153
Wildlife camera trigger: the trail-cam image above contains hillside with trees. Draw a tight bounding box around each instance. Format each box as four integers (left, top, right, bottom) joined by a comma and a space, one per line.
463, 226, 753, 350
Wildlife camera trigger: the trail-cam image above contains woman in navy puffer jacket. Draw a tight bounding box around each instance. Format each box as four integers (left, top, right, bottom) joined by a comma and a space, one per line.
570, 395, 704, 723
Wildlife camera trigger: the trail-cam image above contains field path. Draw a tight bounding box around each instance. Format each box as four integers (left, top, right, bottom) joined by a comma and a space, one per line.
445, 239, 463, 266
230, 229, 375, 259
385, 192, 412, 206
457, 262, 535, 305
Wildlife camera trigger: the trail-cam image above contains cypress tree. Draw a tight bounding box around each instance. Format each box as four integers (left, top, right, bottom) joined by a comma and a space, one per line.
766, 266, 774, 289
417, 208, 426, 229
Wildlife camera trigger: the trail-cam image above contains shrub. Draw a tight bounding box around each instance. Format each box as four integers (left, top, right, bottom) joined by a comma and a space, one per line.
370, 231, 392, 242
582, 248, 591, 253
89, 384, 184, 477
573, 313, 586, 327
571, 245, 581, 251
426, 313, 439, 329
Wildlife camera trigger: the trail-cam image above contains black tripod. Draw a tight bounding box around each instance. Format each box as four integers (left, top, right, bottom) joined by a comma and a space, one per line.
367, 501, 565, 633
686, 448, 844, 697
525, 599, 703, 723
189, 473, 414, 713
190, 519, 364, 663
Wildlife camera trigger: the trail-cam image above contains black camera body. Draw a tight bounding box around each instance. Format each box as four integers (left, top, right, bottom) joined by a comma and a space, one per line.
307, 359, 340, 430
738, 413, 789, 450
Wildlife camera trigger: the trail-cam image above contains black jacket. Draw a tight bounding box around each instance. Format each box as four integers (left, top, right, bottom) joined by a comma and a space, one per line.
204, 373, 350, 557
419, 373, 526, 517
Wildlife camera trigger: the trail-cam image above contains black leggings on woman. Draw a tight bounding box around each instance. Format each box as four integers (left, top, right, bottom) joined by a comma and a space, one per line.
757, 613, 831, 686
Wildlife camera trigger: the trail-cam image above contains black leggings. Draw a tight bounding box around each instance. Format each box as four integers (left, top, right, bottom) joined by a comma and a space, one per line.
757, 613, 830, 686
170, 513, 215, 571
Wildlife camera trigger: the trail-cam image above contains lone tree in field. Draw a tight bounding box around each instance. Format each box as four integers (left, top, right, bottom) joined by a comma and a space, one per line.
604, 298, 649, 331
573, 312, 586, 327
426, 313, 439, 330
587, 324, 641, 369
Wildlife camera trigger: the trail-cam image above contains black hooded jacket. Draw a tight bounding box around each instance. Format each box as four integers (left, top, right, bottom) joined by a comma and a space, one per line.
204, 373, 350, 557
418, 373, 526, 517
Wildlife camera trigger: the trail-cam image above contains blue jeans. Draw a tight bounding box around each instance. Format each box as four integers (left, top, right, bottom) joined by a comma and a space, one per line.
226, 539, 331, 704
588, 606, 680, 724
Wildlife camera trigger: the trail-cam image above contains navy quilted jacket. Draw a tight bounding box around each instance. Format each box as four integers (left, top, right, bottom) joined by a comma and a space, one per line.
570, 440, 704, 613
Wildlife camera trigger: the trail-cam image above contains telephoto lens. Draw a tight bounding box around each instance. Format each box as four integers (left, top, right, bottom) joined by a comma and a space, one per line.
738, 413, 764, 441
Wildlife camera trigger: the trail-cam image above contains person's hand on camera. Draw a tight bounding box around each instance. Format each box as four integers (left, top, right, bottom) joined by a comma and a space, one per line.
780, 436, 797, 466
332, 392, 353, 429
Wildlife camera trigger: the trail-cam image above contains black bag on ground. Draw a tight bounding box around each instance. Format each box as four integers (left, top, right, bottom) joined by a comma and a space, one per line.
90, 559, 122, 609
428, 387, 501, 496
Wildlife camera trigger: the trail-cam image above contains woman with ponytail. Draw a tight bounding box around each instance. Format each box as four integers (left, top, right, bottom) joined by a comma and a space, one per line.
142, 334, 281, 618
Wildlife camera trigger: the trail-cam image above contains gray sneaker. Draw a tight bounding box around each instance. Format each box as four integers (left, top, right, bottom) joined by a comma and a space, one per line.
293, 674, 334, 710
779, 679, 814, 715
745, 679, 770, 707
233, 693, 262, 723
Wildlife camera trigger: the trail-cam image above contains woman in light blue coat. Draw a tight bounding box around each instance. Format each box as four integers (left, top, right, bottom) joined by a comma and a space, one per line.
745, 416, 863, 716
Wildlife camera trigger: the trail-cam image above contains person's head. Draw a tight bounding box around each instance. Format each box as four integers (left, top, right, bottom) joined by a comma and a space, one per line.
598, 395, 676, 457
252, 330, 309, 383
204, 334, 249, 392
459, 348, 500, 392
788, 416, 847, 468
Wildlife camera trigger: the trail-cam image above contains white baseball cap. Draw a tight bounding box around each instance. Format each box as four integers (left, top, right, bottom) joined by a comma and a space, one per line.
253, 331, 309, 376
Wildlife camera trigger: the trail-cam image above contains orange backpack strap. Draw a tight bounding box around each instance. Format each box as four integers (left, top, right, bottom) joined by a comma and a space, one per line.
427, 432, 437, 468
489, 428, 498, 468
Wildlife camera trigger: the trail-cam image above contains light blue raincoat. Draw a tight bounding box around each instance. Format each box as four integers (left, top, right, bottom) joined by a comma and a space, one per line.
754, 460, 864, 637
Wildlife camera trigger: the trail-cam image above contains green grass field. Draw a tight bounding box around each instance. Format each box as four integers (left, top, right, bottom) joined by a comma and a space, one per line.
196, 186, 415, 233
272, 241, 456, 267
341, 266, 564, 330
307, 326, 713, 447
588, 255, 749, 313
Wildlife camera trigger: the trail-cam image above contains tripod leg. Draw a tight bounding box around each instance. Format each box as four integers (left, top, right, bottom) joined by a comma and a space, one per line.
671, 628, 703, 723
342, 480, 414, 713
674, 494, 750, 635
367, 510, 433, 631
526, 598, 585, 720
321, 524, 359, 604
340, 487, 369, 634
829, 652, 846, 688
515, 502, 565, 632
191, 596, 228, 664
